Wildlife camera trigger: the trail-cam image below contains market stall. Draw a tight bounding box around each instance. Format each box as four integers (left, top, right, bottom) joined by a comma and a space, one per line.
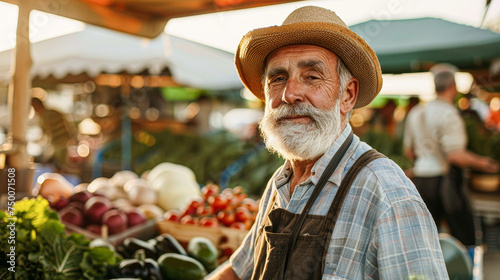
0, 2, 296, 278
2, 1, 500, 279
1, 165, 261, 279
0, 0, 300, 197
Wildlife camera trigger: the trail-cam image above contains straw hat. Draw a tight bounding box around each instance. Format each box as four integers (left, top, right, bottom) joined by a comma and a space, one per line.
235, 6, 383, 108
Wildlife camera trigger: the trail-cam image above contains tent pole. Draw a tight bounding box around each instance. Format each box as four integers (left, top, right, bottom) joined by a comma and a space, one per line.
6, 1, 33, 168
121, 75, 132, 171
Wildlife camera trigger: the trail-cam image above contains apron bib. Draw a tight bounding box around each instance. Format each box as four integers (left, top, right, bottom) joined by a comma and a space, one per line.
251, 135, 385, 280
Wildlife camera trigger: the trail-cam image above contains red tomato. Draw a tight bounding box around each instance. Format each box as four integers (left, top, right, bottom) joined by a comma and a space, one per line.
242, 198, 259, 213
201, 184, 220, 199
232, 186, 247, 202
220, 189, 235, 201
221, 187, 233, 194
200, 216, 219, 228
180, 215, 198, 225
189, 197, 205, 210
230, 222, 247, 230
164, 209, 181, 222
232, 186, 244, 195
222, 247, 234, 256
244, 219, 254, 230
235, 206, 251, 223
228, 197, 240, 208
208, 195, 230, 212
196, 205, 214, 216
182, 197, 204, 216
217, 210, 236, 227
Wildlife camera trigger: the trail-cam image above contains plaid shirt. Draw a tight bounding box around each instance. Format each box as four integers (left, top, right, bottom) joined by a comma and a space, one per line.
230, 125, 449, 280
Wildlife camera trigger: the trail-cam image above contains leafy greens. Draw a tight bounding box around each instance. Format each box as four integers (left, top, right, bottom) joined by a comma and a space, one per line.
0, 197, 118, 279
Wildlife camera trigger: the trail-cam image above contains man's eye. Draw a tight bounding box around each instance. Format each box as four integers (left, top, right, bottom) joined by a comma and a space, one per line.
270, 76, 286, 83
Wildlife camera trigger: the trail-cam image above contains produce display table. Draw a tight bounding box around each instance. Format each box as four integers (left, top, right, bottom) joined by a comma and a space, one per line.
157, 220, 248, 254
470, 190, 500, 252
470, 191, 500, 220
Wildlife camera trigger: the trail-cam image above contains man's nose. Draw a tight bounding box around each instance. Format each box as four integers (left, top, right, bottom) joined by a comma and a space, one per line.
282, 78, 304, 104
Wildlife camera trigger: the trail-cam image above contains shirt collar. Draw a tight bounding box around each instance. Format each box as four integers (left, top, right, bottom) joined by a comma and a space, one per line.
274, 124, 357, 189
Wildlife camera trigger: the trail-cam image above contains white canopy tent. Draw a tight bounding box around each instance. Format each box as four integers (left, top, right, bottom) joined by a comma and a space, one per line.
0, 24, 242, 90
0, 0, 300, 180
0, 25, 244, 180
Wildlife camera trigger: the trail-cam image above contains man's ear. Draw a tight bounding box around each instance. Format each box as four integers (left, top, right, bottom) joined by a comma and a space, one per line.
340, 78, 359, 114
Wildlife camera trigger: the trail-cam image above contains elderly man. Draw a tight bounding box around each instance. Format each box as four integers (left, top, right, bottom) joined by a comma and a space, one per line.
209, 6, 448, 280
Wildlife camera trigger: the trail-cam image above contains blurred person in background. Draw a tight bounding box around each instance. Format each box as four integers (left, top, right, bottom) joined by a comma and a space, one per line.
369, 98, 397, 136
31, 96, 78, 173
403, 63, 499, 246
209, 6, 447, 280
397, 96, 420, 142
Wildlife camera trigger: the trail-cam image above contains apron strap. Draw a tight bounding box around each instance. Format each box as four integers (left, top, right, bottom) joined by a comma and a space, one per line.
319, 149, 386, 276
282, 131, 353, 279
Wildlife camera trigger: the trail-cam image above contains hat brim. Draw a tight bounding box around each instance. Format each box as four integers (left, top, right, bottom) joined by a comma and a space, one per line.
235, 22, 383, 108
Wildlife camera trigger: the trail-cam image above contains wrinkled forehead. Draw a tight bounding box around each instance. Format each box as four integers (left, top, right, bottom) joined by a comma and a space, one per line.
265, 44, 339, 68
263, 45, 338, 74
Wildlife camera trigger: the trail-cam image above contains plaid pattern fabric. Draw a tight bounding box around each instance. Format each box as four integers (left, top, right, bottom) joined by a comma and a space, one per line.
230, 125, 449, 280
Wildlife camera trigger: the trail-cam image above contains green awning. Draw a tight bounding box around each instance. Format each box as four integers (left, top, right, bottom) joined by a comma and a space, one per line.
351, 18, 500, 73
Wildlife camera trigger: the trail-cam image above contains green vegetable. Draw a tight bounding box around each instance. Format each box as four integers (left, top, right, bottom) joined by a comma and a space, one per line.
108, 249, 163, 280
89, 238, 115, 252
109, 259, 149, 279
0, 197, 119, 280
121, 237, 158, 259
157, 253, 207, 280
143, 258, 163, 280
149, 233, 187, 256
81, 246, 120, 279
32, 220, 89, 279
187, 236, 218, 273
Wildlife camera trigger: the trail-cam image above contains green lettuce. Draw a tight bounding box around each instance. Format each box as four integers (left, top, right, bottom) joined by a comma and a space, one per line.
0, 197, 118, 279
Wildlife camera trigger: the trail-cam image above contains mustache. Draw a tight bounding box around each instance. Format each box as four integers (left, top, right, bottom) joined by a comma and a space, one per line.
268, 103, 323, 121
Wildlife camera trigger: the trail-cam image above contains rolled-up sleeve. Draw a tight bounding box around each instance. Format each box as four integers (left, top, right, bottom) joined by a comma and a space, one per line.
229, 222, 257, 279
229, 178, 276, 279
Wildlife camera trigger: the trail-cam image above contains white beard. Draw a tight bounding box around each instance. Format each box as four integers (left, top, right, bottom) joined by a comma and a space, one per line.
259, 101, 343, 161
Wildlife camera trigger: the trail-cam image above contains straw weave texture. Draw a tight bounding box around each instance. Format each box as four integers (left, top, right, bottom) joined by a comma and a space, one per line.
235, 6, 383, 108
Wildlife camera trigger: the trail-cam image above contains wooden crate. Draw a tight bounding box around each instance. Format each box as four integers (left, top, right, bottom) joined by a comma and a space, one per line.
64, 217, 160, 246
157, 220, 249, 251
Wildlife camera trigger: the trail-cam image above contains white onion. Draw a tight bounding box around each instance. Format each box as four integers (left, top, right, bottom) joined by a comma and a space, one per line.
94, 184, 127, 201
137, 204, 164, 219
109, 170, 138, 188
123, 178, 149, 193
147, 162, 196, 184
112, 198, 135, 211
87, 177, 113, 193
150, 173, 201, 211
127, 184, 157, 206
